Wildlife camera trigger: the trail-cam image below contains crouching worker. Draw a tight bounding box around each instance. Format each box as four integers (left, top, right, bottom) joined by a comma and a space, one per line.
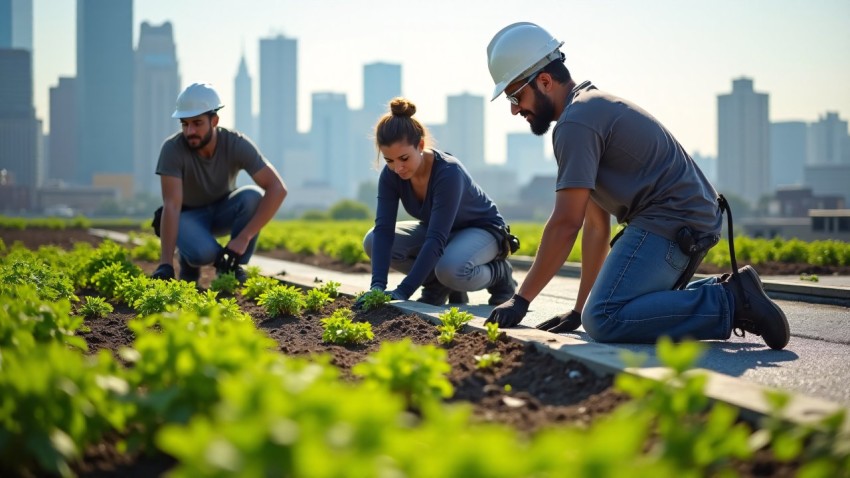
151, 83, 287, 284
359, 97, 517, 307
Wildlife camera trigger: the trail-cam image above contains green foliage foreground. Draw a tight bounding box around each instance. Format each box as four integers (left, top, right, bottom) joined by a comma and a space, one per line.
0, 239, 848, 477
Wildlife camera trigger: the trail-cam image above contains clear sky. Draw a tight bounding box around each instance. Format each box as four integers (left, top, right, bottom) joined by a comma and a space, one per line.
33, 0, 850, 163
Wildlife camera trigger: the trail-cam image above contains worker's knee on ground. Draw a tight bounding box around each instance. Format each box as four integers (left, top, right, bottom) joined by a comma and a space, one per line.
580, 304, 610, 342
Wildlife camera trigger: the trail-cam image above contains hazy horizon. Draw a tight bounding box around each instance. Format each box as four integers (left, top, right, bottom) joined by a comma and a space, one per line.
32, 0, 850, 163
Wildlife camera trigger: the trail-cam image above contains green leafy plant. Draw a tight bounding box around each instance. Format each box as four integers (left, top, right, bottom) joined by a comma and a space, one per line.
240, 275, 279, 301
437, 326, 457, 345
799, 273, 819, 282
245, 265, 262, 279
79, 296, 114, 319
317, 280, 341, 298
474, 352, 502, 370
485, 322, 503, 342
132, 279, 198, 317
257, 284, 305, 316
91, 261, 142, 300
210, 272, 240, 294
321, 308, 374, 345
0, 284, 87, 351
355, 289, 391, 312
438, 307, 474, 330
305, 288, 333, 312
129, 234, 161, 262
353, 338, 453, 409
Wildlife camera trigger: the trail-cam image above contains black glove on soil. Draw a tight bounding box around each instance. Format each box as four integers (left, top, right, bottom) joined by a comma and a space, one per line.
151, 263, 175, 280
486, 294, 530, 328
535, 310, 582, 333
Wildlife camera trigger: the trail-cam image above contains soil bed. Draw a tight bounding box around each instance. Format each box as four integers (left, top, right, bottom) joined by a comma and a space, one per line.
1, 227, 802, 477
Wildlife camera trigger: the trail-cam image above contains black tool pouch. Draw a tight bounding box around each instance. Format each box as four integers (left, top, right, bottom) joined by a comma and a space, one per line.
672, 227, 720, 290
152, 206, 163, 237
486, 224, 521, 260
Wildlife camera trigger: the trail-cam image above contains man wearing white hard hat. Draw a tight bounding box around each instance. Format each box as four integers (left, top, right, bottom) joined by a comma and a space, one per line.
484, 22, 789, 350
151, 82, 287, 284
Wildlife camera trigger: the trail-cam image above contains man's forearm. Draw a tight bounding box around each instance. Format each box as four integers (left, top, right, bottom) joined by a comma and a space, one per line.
158, 206, 180, 265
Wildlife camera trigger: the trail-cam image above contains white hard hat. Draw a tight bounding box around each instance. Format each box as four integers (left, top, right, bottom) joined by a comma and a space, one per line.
486, 22, 565, 101
171, 82, 225, 118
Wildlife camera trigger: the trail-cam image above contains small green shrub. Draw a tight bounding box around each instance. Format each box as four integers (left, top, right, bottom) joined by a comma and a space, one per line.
240, 276, 279, 301
355, 289, 391, 312
485, 322, 502, 342
474, 352, 502, 370
317, 280, 341, 298
438, 307, 474, 330
257, 285, 305, 316
305, 288, 332, 312
79, 296, 114, 319
321, 308, 374, 345
210, 272, 240, 294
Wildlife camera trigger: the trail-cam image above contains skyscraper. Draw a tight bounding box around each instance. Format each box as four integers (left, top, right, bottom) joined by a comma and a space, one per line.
717, 77, 770, 206
770, 121, 807, 189
807, 112, 850, 165
259, 34, 298, 171
0, 49, 38, 190
76, 0, 134, 186
311, 92, 352, 196
48, 77, 77, 182
363, 62, 401, 115
0, 0, 32, 50
134, 21, 180, 196
444, 93, 485, 172
234, 54, 254, 140
506, 132, 546, 186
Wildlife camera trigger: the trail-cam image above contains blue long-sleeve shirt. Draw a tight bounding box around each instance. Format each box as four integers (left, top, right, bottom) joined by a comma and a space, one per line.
370, 149, 505, 298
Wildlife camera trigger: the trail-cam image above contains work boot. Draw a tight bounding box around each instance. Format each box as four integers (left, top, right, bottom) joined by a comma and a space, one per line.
178, 254, 200, 283
722, 265, 790, 350
416, 277, 451, 306
448, 290, 469, 304
486, 259, 517, 305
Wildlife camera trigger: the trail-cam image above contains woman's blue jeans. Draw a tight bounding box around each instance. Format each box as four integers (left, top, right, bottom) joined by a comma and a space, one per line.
582, 226, 734, 343
177, 186, 263, 268
362, 221, 501, 291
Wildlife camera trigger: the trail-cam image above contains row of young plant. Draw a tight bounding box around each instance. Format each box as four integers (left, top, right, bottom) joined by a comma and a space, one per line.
1, 239, 848, 476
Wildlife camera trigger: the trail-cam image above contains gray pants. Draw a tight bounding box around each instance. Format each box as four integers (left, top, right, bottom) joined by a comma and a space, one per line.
363, 220, 501, 291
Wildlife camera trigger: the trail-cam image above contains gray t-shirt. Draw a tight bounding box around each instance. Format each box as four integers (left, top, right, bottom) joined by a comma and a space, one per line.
156, 127, 269, 208
553, 81, 721, 239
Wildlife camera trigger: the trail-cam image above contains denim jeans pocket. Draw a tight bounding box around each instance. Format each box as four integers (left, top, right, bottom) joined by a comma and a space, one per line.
665, 240, 690, 271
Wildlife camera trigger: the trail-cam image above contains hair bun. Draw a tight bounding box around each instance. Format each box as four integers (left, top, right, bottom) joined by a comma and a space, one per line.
389, 97, 416, 117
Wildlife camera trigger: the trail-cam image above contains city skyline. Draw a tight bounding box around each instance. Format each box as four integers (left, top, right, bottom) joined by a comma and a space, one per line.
31, 0, 850, 163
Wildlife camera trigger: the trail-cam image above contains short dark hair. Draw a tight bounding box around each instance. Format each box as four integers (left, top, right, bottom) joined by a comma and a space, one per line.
539, 58, 571, 84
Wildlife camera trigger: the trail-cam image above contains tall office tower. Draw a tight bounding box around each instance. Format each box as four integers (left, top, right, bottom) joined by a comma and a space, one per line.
443, 93, 485, 172
134, 21, 179, 196
690, 151, 717, 185
717, 77, 770, 207
48, 77, 77, 182
259, 34, 298, 171
363, 62, 401, 115
234, 54, 254, 140
0, 0, 32, 50
506, 132, 546, 186
311, 92, 352, 196
807, 112, 850, 165
0, 49, 38, 189
76, 0, 133, 186
770, 121, 807, 189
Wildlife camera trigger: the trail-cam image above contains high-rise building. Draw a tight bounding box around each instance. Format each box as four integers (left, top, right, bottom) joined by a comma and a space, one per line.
259, 34, 298, 171
691, 151, 717, 185
76, 0, 134, 186
506, 132, 546, 187
48, 77, 77, 182
717, 77, 770, 207
0, 0, 33, 50
770, 121, 807, 189
807, 112, 850, 165
234, 54, 254, 140
134, 21, 179, 196
311, 92, 352, 196
363, 62, 401, 115
443, 93, 485, 172
0, 49, 38, 191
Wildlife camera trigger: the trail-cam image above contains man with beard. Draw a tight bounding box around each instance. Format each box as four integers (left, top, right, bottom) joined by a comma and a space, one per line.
483, 23, 789, 350
151, 83, 287, 283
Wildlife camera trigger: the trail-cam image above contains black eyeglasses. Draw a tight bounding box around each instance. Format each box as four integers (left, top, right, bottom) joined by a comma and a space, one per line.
505, 72, 539, 105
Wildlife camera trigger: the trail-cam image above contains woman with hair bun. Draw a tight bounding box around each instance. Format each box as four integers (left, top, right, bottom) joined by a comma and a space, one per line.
360, 97, 517, 306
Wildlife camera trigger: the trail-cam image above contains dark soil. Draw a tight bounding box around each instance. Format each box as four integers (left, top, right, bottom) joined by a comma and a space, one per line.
1, 227, 801, 477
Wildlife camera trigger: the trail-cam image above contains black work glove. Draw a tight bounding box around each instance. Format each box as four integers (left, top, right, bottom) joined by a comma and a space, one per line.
486, 294, 530, 328
535, 310, 582, 333
151, 263, 175, 280
384, 289, 407, 301
215, 247, 241, 274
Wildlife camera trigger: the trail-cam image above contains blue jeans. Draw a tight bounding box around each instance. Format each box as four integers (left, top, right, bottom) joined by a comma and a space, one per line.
177, 186, 263, 267
362, 221, 501, 291
582, 226, 733, 343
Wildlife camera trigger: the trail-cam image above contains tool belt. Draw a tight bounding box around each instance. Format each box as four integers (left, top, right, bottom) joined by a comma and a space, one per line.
484, 224, 521, 260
